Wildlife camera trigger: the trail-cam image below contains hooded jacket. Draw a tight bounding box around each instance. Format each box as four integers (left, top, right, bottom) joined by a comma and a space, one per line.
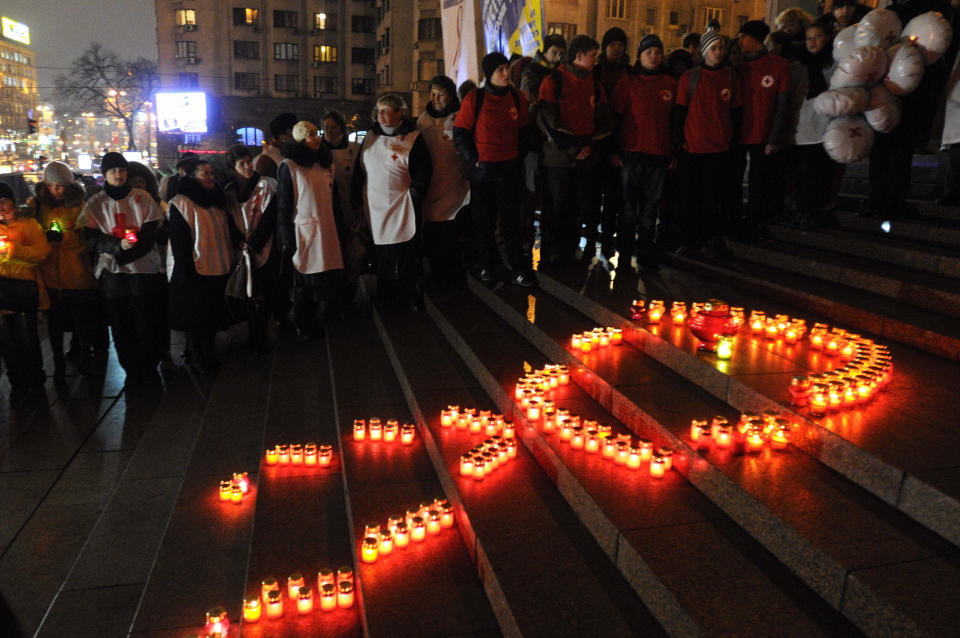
25, 182, 96, 291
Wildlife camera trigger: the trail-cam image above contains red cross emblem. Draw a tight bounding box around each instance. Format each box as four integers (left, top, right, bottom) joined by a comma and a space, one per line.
391, 153, 398, 161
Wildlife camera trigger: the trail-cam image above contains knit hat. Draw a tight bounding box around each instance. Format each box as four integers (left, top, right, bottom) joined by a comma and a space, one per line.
43, 161, 75, 185
292, 120, 318, 143
700, 31, 724, 58
602, 27, 628, 51
0, 182, 15, 203
482, 52, 509, 81
637, 34, 664, 58
100, 152, 128, 174
739, 20, 771, 44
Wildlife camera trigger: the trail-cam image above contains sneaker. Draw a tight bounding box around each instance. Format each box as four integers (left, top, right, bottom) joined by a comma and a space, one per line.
511, 270, 538, 287
479, 267, 498, 283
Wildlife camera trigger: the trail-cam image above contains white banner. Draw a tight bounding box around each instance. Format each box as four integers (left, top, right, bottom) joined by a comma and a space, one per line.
442, 0, 480, 88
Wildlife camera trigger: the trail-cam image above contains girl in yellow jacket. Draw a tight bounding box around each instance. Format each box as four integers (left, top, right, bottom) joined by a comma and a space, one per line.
0, 182, 51, 406
24, 161, 105, 379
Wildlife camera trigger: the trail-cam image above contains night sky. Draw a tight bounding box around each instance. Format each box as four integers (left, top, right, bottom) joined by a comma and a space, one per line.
3, 0, 158, 97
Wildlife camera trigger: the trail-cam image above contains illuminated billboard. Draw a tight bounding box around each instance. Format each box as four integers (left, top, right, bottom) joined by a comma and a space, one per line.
155, 91, 208, 134
1, 17, 30, 46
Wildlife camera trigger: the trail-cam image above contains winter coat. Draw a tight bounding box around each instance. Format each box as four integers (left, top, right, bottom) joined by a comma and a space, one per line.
25, 182, 95, 291
0, 213, 51, 312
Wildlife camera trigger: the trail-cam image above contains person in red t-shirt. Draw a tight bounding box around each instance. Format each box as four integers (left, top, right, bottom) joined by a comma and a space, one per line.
611, 34, 677, 270
537, 35, 615, 264
453, 52, 536, 287
672, 31, 742, 257
732, 20, 790, 242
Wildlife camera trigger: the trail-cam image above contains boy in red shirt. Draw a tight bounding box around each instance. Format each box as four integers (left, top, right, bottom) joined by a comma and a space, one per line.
453, 52, 536, 286
672, 31, 742, 257
611, 34, 677, 270
537, 35, 614, 264
733, 20, 790, 242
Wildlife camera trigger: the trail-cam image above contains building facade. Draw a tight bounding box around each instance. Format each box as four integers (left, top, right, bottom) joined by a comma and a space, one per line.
373, 0, 445, 116
0, 16, 38, 137
155, 0, 379, 151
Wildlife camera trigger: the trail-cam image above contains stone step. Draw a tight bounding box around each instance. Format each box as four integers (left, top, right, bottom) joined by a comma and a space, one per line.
325, 317, 500, 638
835, 194, 960, 224
415, 287, 865, 637
371, 297, 665, 637
766, 225, 960, 280
727, 239, 960, 320
834, 210, 960, 248
538, 261, 960, 545
242, 337, 362, 638
469, 276, 960, 638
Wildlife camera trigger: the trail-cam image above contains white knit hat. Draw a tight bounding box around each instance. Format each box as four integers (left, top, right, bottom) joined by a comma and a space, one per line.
700, 31, 724, 58
292, 120, 318, 142
43, 161, 75, 185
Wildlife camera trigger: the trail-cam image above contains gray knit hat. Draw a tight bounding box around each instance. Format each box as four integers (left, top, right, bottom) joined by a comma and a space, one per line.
43, 161, 75, 185
700, 31, 724, 58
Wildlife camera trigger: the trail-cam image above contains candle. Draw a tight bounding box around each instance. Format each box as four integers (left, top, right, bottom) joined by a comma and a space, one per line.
266, 589, 283, 618
441, 503, 455, 528
287, 572, 305, 599
630, 299, 645, 320
337, 566, 353, 585
506, 440, 518, 459
650, 456, 666, 478
571, 333, 582, 349
785, 328, 798, 344
610, 328, 623, 345
715, 425, 732, 448
320, 583, 337, 611
441, 410, 452, 426
825, 338, 839, 357
810, 332, 824, 349
469, 417, 483, 434
657, 447, 673, 470
585, 433, 599, 453
319, 445, 333, 467
527, 401, 541, 421
789, 376, 811, 407
809, 385, 828, 417
230, 484, 243, 504
602, 438, 616, 458
627, 447, 641, 469
558, 367, 570, 385
460, 454, 474, 476
672, 310, 686, 325
290, 443, 303, 464
427, 510, 442, 535
690, 419, 707, 442
648, 307, 662, 323
337, 581, 354, 608
394, 522, 410, 547
615, 440, 629, 465
353, 419, 366, 441
771, 426, 791, 450
205, 606, 229, 636
485, 420, 499, 436
361, 536, 379, 563
559, 420, 573, 441
503, 422, 515, 439
400, 424, 415, 445
317, 569, 335, 589
764, 321, 779, 340
261, 577, 279, 604
304, 443, 318, 465
369, 419, 382, 441
696, 423, 712, 451
580, 338, 592, 353
638, 439, 653, 462
746, 428, 765, 453
243, 597, 261, 623
599, 332, 610, 347
379, 529, 394, 555
717, 338, 733, 360
278, 444, 289, 464
297, 585, 313, 614
265, 447, 279, 465
411, 517, 426, 542
219, 481, 232, 502
570, 427, 584, 449
384, 421, 398, 442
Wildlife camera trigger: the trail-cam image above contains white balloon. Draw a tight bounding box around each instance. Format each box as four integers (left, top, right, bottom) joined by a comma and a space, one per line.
902, 11, 953, 64
824, 116, 875, 163
884, 43, 925, 95
856, 9, 903, 49
834, 24, 859, 63
814, 88, 871, 116
864, 85, 901, 133
834, 46, 889, 88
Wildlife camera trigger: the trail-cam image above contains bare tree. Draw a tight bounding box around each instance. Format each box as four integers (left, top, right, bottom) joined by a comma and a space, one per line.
52, 43, 158, 151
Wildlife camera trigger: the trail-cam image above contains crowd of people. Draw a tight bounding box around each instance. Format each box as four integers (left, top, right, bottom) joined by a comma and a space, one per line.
1, 0, 957, 405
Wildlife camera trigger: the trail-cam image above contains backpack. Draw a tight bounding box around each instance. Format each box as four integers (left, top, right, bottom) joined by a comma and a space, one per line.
472, 86, 522, 129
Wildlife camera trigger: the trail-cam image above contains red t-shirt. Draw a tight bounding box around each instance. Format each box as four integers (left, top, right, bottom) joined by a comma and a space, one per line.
611, 73, 677, 156
538, 65, 607, 137
453, 88, 531, 163
738, 53, 789, 145
676, 66, 742, 154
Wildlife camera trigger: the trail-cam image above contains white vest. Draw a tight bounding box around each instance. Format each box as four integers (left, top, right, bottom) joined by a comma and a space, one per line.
362, 130, 419, 245
79, 188, 164, 277
417, 111, 470, 222
231, 177, 277, 268
330, 142, 362, 230
168, 194, 234, 276
280, 158, 344, 275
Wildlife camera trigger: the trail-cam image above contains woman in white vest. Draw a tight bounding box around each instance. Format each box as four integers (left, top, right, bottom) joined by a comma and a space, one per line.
417, 75, 470, 287
225, 144, 279, 353
321, 109, 365, 298
276, 120, 344, 339
357, 94, 432, 310
79, 152, 166, 387
167, 159, 241, 374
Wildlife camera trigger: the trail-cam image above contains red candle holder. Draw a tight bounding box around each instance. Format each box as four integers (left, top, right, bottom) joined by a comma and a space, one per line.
687, 300, 742, 352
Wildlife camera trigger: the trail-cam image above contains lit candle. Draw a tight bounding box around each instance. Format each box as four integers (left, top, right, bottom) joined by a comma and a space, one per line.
771, 426, 790, 451
441, 503, 455, 528
785, 328, 798, 344
690, 419, 707, 442
627, 447, 641, 469
287, 572, 305, 599
427, 510, 442, 535
715, 425, 732, 448
746, 428, 765, 453
717, 338, 733, 360
638, 439, 653, 462
765, 321, 779, 340
304, 443, 318, 465
265, 447, 279, 465
630, 299, 645, 320
337, 581, 354, 608
559, 420, 573, 441
650, 456, 666, 478
219, 481, 232, 502
610, 328, 623, 345
469, 417, 483, 434
648, 307, 662, 323
394, 522, 410, 547
503, 422, 515, 439
526, 401, 541, 421
809, 385, 828, 417
506, 440, 518, 459
696, 423, 712, 451
810, 332, 824, 349
278, 444, 290, 464
411, 516, 426, 542
353, 419, 366, 441
379, 529, 394, 555
570, 427, 584, 449
460, 454, 475, 477
825, 338, 839, 357
290, 443, 303, 464
602, 438, 616, 458
789, 376, 811, 407
361, 536, 379, 563
828, 381, 844, 410
319, 445, 333, 467
672, 310, 686, 325
485, 419, 499, 436
317, 569, 335, 589
571, 333, 582, 349
261, 577, 279, 604
230, 484, 243, 504
615, 440, 629, 465
243, 597, 261, 623
441, 410, 452, 426
384, 421, 398, 442
599, 332, 610, 347
657, 447, 674, 470
320, 583, 337, 612
580, 338, 592, 353
337, 566, 353, 585
400, 424, 416, 445
585, 433, 599, 453
297, 585, 314, 614
369, 419, 382, 441
266, 589, 283, 618
205, 606, 229, 636
558, 367, 570, 385
472, 457, 486, 480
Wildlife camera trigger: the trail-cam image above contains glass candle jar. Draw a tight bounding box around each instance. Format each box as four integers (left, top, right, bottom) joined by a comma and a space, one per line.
771, 426, 791, 450
506, 440, 518, 459
277, 444, 290, 464
379, 529, 394, 555
690, 419, 707, 442
320, 583, 337, 611
287, 572, 305, 599
361, 536, 379, 563
427, 510, 442, 535
394, 522, 410, 547
570, 427, 585, 449
627, 447, 641, 469
353, 419, 366, 441
319, 445, 333, 467
650, 456, 666, 478
602, 438, 617, 458
441, 503, 455, 528
657, 447, 674, 470
205, 606, 229, 636
585, 432, 600, 453
411, 516, 426, 542
297, 585, 313, 614
265, 447, 279, 465
304, 443, 318, 466
317, 568, 335, 589
369, 419, 383, 441
337, 580, 354, 608
337, 566, 353, 585
615, 440, 629, 465
243, 596, 261, 623
638, 439, 653, 462
261, 577, 279, 603
266, 589, 283, 618
715, 424, 732, 448
746, 428, 765, 453
384, 420, 398, 442
219, 481, 232, 502
400, 424, 416, 445
290, 443, 303, 465
230, 484, 243, 504
460, 454, 475, 476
